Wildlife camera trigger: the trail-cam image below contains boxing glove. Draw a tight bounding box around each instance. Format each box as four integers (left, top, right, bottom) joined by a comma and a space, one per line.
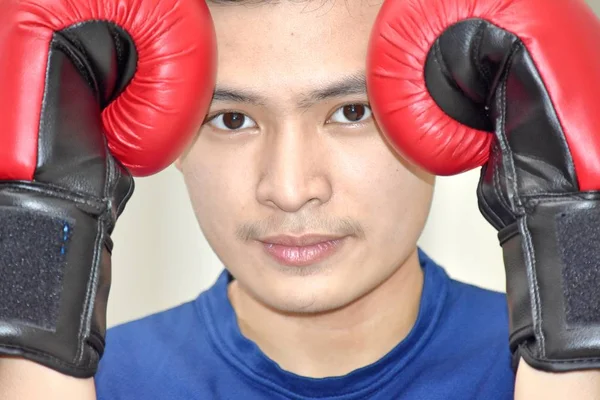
0, 0, 216, 377
368, 0, 600, 372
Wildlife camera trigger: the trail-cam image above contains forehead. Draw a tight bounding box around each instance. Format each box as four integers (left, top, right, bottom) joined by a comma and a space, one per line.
208, 0, 382, 93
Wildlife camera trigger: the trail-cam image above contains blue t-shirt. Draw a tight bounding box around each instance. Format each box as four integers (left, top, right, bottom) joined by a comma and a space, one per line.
96, 251, 515, 399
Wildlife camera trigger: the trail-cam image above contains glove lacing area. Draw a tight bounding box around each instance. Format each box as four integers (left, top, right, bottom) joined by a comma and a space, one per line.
0, 152, 132, 376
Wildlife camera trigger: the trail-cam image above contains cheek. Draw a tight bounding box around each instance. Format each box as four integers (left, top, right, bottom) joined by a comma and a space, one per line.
337, 137, 433, 244
180, 139, 255, 240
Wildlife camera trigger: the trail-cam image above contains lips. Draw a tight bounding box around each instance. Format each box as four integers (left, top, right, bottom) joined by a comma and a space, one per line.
259, 235, 346, 267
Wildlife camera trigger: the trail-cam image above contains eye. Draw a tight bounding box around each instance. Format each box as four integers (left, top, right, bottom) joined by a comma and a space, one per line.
328, 104, 372, 124
207, 112, 257, 131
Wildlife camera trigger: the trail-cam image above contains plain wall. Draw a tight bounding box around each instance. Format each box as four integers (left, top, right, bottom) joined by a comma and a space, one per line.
107, 0, 600, 327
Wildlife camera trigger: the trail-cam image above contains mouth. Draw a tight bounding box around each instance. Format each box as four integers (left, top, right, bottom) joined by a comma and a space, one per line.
257, 234, 348, 267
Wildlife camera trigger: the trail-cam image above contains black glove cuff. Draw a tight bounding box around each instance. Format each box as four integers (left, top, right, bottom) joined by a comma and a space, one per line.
500, 193, 600, 372
0, 184, 111, 378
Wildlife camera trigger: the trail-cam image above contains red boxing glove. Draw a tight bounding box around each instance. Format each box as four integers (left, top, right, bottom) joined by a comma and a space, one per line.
0, 0, 216, 377
1, 0, 215, 177
368, 0, 600, 372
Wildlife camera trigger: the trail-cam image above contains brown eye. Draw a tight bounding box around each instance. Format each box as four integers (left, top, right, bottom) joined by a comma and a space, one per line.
343, 104, 365, 121
329, 104, 372, 124
223, 112, 245, 129
208, 112, 257, 131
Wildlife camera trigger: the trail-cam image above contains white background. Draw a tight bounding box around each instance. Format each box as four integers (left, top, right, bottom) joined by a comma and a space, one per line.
107, 0, 600, 327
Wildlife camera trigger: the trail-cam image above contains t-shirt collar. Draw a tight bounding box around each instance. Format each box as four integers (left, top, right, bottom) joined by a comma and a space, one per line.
198, 248, 449, 398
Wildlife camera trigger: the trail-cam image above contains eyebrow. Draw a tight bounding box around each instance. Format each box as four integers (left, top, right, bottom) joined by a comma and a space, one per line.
211, 72, 367, 109
297, 72, 367, 108
212, 87, 266, 106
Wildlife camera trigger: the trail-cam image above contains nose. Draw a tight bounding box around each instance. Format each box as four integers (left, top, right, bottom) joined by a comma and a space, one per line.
256, 124, 332, 213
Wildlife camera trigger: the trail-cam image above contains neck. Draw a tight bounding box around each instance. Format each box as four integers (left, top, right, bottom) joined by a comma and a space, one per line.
228, 249, 424, 378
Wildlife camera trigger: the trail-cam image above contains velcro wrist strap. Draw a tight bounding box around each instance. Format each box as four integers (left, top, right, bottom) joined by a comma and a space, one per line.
499, 194, 600, 372
0, 184, 110, 377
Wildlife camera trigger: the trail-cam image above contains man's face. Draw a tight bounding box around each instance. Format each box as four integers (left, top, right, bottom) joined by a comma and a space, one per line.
178, 0, 435, 313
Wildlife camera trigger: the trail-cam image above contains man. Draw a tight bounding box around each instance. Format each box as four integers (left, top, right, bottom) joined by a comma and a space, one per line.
3, 0, 600, 398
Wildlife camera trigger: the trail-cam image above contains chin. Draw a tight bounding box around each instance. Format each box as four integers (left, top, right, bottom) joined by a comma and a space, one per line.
258, 273, 361, 315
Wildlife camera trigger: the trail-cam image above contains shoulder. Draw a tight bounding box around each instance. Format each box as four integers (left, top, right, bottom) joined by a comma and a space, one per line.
446, 278, 508, 322
99, 270, 232, 367
95, 275, 230, 399
434, 269, 510, 345
103, 299, 203, 358
443, 280, 515, 390
418, 251, 514, 393
96, 300, 208, 378
420, 249, 508, 335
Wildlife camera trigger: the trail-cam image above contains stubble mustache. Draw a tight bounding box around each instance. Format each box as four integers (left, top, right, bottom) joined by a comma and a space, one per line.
236, 214, 365, 242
